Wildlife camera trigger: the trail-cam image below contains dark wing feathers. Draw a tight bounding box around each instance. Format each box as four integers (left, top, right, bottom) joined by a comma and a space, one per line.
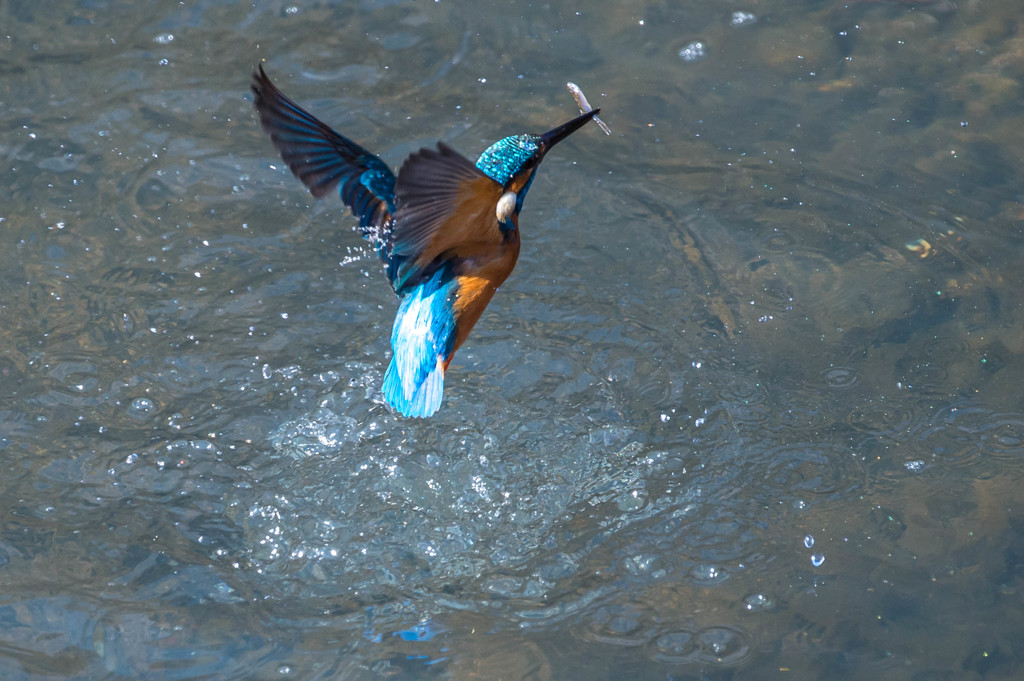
389, 143, 503, 292
251, 65, 395, 254
392, 143, 485, 257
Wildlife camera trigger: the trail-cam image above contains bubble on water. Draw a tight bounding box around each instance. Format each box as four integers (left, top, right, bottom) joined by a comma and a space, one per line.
691, 564, 729, 585
154, 33, 174, 44
822, 366, 858, 388
678, 41, 707, 63
316, 370, 340, 386
650, 630, 699, 663
904, 459, 925, 472
604, 612, 641, 636
811, 553, 825, 567
743, 593, 773, 611
623, 554, 656, 575
731, 11, 757, 26
697, 626, 752, 665
647, 626, 754, 666
129, 397, 155, 415
803, 534, 814, 548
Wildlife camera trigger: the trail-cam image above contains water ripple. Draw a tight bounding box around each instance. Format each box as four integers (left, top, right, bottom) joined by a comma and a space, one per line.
982, 414, 1024, 458
846, 400, 919, 437
917, 402, 989, 468
758, 443, 863, 499
918, 403, 1024, 467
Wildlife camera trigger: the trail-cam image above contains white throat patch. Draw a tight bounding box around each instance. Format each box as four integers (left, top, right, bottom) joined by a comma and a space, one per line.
495, 191, 517, 224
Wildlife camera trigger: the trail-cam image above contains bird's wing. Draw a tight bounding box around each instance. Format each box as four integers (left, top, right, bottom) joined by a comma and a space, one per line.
389, 142, 505, 293
251, 65, 395, 255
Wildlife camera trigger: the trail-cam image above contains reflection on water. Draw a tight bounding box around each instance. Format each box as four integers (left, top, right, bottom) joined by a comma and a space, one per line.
2, 0, 1024, 678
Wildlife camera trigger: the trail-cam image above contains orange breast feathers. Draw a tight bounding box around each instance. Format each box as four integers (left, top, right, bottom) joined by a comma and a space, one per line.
447, 231, 521, 365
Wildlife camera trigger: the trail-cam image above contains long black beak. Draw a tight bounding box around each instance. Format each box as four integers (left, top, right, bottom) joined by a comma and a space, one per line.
540, 109, 600, 148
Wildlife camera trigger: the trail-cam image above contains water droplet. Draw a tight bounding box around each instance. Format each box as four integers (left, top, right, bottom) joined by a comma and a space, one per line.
731, 11, 757, 26
678, 41, 707, 63
803, 534, 814, 549
811, 553, 825, 567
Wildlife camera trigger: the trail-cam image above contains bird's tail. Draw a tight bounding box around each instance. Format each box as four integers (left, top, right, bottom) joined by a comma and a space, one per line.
382, 356, 445, 418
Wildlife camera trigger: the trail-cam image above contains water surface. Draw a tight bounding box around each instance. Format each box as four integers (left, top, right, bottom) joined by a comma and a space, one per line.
2, 0, 1024, 678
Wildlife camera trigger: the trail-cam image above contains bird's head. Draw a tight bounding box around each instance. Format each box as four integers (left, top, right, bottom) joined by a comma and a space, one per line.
475, 109, 598, 225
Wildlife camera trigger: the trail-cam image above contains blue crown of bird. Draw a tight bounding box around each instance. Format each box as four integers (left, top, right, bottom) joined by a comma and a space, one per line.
251, 65, 599, 417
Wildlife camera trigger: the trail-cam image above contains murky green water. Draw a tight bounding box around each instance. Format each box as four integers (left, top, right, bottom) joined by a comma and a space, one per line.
3, 0, 1024, 678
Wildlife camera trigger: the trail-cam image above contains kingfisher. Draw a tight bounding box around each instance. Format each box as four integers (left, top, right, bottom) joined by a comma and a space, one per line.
251, 65, 598, 417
